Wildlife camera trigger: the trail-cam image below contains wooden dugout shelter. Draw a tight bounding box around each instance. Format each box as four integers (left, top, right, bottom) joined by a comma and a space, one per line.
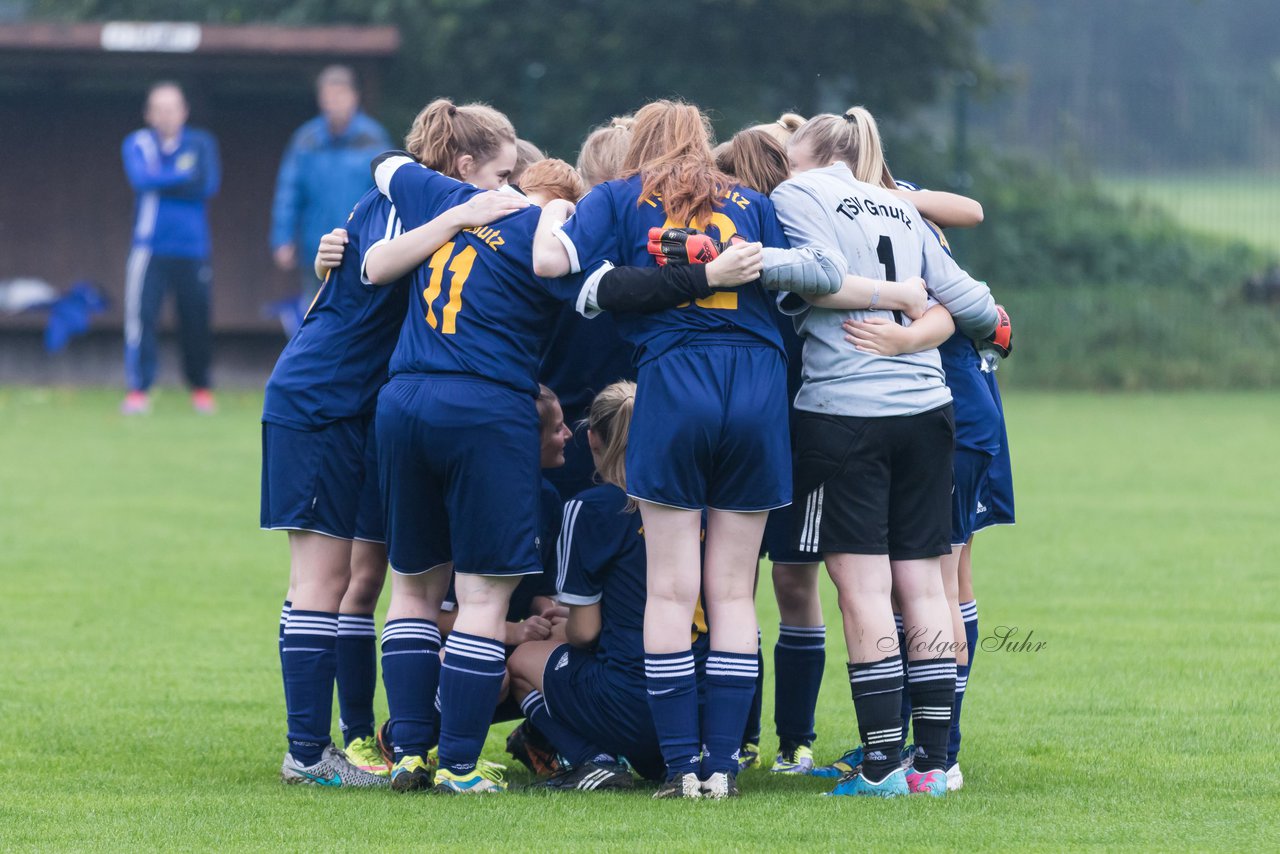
0, 21, 400, 346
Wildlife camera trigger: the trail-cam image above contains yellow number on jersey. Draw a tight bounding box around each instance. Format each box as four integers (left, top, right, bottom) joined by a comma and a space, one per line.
423, 241, 477, 334
661, 212, 740, 310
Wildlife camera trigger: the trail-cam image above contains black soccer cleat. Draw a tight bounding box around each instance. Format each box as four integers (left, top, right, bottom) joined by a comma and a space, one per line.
532, 760, 634, 792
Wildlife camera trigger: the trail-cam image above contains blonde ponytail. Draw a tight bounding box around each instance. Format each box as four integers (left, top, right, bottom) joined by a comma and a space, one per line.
790, 105, 895, 187
404, 98, 516, 180
587, 381, 636, 505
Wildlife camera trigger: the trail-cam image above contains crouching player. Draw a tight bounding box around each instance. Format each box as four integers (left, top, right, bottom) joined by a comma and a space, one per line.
507, 381, 709, 790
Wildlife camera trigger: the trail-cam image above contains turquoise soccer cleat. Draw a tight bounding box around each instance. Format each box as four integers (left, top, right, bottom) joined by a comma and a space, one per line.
823, 768, 909, 798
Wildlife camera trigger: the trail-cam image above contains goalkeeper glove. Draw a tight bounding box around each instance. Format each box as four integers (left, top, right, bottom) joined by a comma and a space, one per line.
647, 227, 743, 266
976, 304, 1012, 371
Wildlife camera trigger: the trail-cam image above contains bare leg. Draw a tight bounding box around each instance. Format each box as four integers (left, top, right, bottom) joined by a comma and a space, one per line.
703, 509, 769, 654
289, 531, 352, 612
940, 546, 968, 667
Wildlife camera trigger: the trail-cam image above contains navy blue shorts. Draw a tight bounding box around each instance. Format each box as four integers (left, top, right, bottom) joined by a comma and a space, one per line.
627, 343, 791, 512
353, 415, 386, 543
377, 375, 543, 577
951, 447, 994, 546
762, 503, 819, 564
975, 371, 1015, 532
541, 644, 665, 781
260, 417, 369, 540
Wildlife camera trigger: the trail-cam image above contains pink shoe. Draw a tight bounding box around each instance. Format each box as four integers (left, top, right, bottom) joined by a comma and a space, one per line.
121, 390, 150, 415
191, 388, 217, 414
906, 768, 947, 797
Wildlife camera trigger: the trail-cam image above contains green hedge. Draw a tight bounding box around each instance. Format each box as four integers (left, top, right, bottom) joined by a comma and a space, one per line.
997, 285, 1280, 389
888, 142, 1279, 388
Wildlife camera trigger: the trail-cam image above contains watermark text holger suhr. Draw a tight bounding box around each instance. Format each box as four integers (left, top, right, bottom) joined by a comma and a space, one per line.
878, 625, 1048, 656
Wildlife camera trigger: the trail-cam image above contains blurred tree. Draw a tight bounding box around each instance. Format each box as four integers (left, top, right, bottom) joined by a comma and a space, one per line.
976, 0, 1280, 170
31, 0, 988, 155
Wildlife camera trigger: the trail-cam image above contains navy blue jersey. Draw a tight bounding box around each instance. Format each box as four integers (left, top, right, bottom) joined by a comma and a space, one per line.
555, 175, 789, 365
556, 484, 709, 682
920, 218, 1003, 455
379, 160, 583, 393
538, 305, 636, 425
263, 189, 408, 430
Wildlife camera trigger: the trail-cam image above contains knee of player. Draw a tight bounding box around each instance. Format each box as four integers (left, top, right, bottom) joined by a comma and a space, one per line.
646, 576, 701, 608
772, 568, 818, 611
343, 568, 386, 611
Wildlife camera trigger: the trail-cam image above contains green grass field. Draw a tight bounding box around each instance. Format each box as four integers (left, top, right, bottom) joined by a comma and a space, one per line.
2, 388, 1278, 851
1106, 172, 1280, 255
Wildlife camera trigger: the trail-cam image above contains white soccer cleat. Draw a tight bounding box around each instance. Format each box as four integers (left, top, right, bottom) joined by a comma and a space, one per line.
946, 762, 964, 791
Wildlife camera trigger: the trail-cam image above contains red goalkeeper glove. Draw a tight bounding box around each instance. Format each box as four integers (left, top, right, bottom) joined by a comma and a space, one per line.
647, 227, 743, 266
984, 304, 1013, 358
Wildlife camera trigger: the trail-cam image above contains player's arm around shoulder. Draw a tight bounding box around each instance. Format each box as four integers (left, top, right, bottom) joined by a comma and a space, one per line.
920, 234, 998, 339
363, 189, 527, 285
532, 198, 578, 278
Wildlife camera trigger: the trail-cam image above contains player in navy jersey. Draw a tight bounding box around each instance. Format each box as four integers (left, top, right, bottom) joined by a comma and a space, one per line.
367, 98, 604, 795
263, 103, 527, 788
540, 118, 637, 503
898, 209, 1013, 793
507, 381, 710, 791
533, 100, 796, 799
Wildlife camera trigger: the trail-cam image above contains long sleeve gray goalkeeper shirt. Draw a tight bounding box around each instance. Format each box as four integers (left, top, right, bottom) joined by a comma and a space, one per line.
770, 163, 997, 418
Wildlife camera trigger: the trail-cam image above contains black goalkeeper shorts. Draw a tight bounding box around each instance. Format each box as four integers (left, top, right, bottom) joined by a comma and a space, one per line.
791, 404, 954, 561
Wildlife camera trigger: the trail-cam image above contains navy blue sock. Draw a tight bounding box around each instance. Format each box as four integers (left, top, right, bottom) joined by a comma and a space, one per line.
281, 609, 338, 766
742, 629, 764, 746
848, 656, 905, 782
519, 690, 605, 768
895, 613, 912, 740
336, 613, 377, 744
907, 657, 956, 773
437, 632, 506, 774
380, 618, 441, 761
949, 599, 979, 766
774, 624, 825, 750
703, 650, 759, 776
645, 650, 701, 779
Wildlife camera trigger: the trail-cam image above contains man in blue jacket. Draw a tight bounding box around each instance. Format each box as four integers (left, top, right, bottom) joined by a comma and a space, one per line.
269, 65, 391, 323
121, 81, 220, 415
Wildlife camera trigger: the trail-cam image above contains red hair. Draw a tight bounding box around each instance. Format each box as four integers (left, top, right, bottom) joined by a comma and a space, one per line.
622, 100, 732, 227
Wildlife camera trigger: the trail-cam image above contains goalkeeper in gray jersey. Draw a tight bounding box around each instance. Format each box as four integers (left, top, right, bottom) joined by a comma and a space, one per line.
763, 112, 999, 799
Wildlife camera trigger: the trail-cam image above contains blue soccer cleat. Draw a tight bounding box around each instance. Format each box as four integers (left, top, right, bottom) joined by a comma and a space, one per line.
811, 744, 864, 778
823, 768, 909, 798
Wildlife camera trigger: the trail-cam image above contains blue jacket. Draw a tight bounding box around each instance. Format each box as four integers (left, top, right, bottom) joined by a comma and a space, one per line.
122, 127, 220, 258
269, 111, 391, 258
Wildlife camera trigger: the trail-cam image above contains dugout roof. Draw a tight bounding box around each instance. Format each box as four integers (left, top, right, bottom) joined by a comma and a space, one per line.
0, 21, 400, 334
